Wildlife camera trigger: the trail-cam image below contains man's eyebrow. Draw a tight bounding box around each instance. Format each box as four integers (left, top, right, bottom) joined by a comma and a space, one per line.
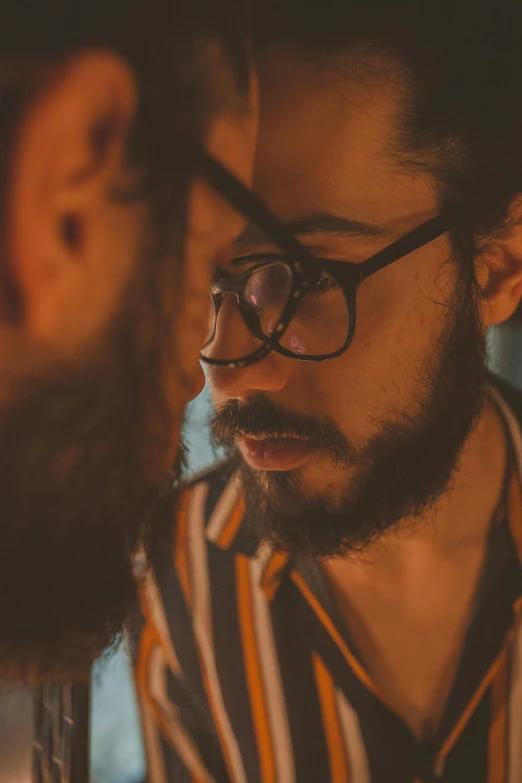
234, 211, 390, 248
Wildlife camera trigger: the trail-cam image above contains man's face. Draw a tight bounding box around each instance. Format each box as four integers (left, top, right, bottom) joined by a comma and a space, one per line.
209, 50, 487, 558
0, 59, 257, 680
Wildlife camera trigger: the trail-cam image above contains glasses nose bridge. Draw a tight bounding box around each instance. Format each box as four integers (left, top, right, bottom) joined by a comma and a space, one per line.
208, 277, 248, 351
211, 275, 246, 304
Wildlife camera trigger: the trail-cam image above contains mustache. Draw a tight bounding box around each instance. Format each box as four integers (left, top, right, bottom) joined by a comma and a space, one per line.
211, 394, 352, 464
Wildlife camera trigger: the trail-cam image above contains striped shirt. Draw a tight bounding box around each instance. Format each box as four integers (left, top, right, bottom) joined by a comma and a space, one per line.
134, 377, 522, 783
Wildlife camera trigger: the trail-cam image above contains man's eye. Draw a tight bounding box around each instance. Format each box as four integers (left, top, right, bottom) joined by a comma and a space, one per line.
314, 277, 333, 290
309, 273, 340, 296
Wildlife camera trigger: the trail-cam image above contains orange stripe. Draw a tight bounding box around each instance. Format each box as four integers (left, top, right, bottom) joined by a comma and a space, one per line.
136, 623, 159, 700
135, 626, 168, 781
236, 555, 276, 783
136, 626, 174, 740
488, 646, 509, 783
508, 469, 522, 564
174, 489, 192, 606
292, 571, 395, 712
312, 653, 350, 783
261, 550, 291, 601
217, 494, 246, 549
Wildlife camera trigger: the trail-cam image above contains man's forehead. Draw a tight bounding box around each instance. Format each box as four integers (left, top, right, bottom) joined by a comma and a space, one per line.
249, 51, 439, 245
251, 115, 437, 237
254, 49, 420, 199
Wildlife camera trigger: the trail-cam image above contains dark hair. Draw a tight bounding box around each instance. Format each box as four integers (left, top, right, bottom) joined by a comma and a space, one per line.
253, 0, 522, 276
0, 0, 251, 317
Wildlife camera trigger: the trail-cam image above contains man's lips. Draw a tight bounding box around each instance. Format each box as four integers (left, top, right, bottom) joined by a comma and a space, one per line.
237, 433, 314, 471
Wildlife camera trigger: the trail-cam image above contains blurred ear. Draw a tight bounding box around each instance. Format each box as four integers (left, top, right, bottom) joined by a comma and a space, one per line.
478, 200, 522, 327
5, 52, 137, 350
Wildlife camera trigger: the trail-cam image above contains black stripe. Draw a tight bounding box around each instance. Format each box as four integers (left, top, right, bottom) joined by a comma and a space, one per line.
207, 543, 261, 782
160, 731, 191, 783
270, 579, 331, 782
162, 572, 231, 782
440, 691, 489, 783
162, 569, 211, 719
166, 669, 231, 783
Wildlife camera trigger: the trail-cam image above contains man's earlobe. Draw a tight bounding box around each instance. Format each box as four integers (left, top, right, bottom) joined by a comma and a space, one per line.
477, 202, 522, 327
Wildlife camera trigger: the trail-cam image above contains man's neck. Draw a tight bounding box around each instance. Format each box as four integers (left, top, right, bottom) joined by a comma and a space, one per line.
322, 395, 509, 739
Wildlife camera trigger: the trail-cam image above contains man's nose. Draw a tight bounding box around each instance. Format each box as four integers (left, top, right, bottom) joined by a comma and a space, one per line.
204, 292, 293, 398
206, 347, 292, 401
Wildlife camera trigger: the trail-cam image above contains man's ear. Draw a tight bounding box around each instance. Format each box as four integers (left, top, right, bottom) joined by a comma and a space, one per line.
478, 199, 522, 327
5, 52, 137, 349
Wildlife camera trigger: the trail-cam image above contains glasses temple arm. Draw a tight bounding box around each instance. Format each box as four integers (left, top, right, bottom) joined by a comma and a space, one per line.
358, 214, 454, 280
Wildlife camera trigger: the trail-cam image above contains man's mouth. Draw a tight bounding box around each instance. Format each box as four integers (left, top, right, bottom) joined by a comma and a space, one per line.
237, 433, 314, 471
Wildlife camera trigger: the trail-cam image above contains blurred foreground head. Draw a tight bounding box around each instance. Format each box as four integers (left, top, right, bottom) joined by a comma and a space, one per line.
0, 0, 255, 680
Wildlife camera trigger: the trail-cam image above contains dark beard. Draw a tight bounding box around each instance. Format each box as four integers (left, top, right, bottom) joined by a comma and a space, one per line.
212, 277, 487, 559
0, 246, 184, 683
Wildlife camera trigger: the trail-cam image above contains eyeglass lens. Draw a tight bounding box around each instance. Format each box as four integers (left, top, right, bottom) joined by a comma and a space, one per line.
201, 259, 351, 362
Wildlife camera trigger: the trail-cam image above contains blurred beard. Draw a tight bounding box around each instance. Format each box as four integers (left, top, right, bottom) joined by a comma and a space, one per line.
0, 240, 186, 683
212, 278, 487, 559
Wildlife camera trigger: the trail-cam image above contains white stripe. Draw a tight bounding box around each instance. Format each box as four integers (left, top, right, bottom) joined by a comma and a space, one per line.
488, 384, 522, 478
335, 688, 371, 783
148, 645, 215, 783
205, 470, 242, 544
508, 609, 522, 783
189, 481, 247, 783
249, 549, 295, 783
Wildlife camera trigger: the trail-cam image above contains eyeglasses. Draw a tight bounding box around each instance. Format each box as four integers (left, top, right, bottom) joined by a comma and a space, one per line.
175, 130, 453, 368
200, 213, 452, 367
